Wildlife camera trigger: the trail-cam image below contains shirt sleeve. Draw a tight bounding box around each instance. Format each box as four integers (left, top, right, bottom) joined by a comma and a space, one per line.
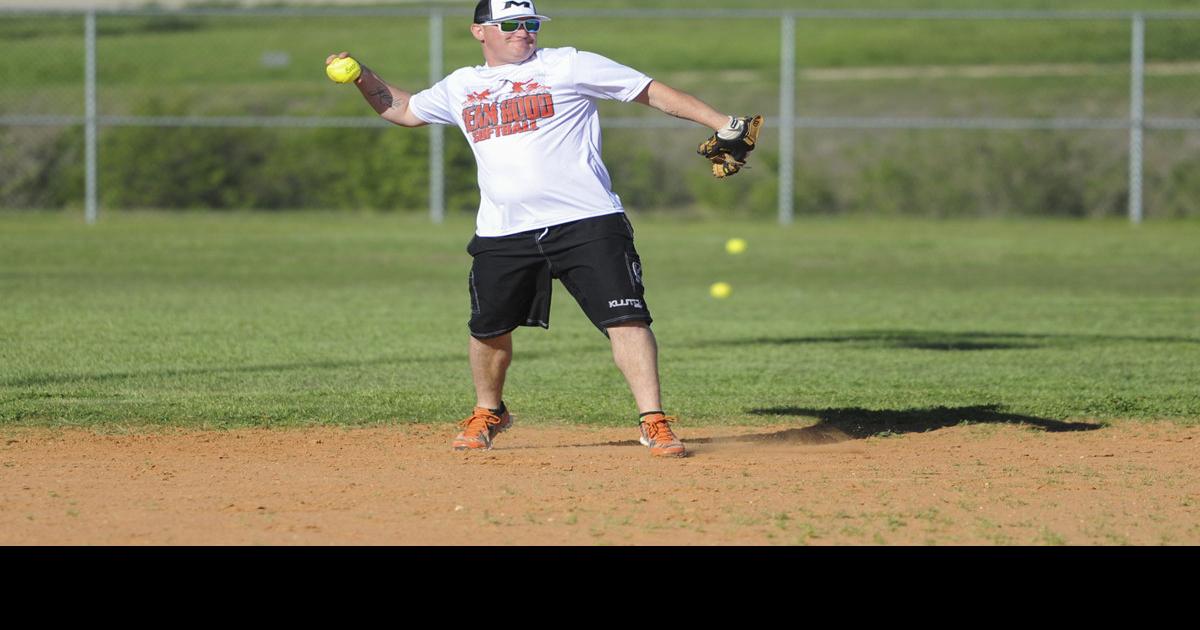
408, 76, 459, 126
569, 49, 653, 102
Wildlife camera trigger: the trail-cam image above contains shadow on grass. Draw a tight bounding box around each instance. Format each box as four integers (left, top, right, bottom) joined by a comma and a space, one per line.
688, 329, 1200, 352
550, 404, 1101, 450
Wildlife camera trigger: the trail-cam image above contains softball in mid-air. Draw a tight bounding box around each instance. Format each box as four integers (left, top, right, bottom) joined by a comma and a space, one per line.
710, 282, 732, 299
326, 56, 362, 84
725, 238, 747, 254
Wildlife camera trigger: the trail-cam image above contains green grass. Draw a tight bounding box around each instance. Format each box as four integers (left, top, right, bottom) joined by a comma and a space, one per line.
1, 212, 1197, 428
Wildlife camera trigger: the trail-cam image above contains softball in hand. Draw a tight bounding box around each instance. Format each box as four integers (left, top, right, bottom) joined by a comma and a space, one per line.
326, 56, 362, 84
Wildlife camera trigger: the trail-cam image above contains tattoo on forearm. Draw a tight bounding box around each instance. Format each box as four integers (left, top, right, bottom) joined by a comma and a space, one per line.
368, 87, 393, 109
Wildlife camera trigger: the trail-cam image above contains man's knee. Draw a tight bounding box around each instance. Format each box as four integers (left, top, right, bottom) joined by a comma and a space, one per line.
606, 321, 652, 339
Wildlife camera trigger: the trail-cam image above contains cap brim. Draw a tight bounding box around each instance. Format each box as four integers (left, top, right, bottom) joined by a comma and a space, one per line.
486, 15, 551, 22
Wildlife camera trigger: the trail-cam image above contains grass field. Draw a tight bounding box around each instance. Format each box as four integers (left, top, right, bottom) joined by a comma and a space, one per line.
2, 212, 1197, 429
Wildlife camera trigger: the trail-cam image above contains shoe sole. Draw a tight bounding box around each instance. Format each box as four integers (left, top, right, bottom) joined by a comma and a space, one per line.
639, 436, 687, 457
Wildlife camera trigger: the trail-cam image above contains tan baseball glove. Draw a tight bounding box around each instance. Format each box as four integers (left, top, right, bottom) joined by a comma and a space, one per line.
697, 115, 764, 178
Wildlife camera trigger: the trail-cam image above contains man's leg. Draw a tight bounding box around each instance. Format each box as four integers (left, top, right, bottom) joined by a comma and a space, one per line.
541, 214, 683, 456
606, 321, 661, 414
453, 332, 515, 451
470, 332, 512, 410
608, 321, 685, 457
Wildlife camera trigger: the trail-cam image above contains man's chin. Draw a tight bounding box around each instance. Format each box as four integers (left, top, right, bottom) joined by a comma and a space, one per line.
511, 45, 537, 62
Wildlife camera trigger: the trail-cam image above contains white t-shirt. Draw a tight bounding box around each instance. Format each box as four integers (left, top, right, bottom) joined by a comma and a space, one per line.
408, 47, 653, 237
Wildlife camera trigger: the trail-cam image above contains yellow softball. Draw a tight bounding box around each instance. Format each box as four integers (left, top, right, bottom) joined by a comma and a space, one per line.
326, 57, 362, 84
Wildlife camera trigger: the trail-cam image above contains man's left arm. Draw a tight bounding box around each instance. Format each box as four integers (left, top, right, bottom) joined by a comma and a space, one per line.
632, 80, 730, 131
633, 80, 763, 178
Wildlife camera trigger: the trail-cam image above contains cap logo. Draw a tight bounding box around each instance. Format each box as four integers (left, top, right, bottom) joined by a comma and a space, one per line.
475, 0, 547, 26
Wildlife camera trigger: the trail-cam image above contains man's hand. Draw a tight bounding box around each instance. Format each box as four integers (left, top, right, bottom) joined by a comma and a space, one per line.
697, 115, 763, 178
327, 51, 427, 128
325, 52, 362, 84
325, 52, 366, 83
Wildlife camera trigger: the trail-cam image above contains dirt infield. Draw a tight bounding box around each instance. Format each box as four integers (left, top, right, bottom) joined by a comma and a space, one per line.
2, 421, 1197, 545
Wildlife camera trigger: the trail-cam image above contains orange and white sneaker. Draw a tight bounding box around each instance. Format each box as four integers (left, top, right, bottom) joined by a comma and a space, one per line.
452, 406, 513, 451
638, 413, 686, 457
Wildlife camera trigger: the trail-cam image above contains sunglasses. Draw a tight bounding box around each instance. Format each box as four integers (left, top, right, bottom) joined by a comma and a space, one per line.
487, 19, 541, 33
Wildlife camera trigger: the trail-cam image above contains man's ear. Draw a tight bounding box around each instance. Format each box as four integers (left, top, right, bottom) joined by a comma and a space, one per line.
470, 23, 486, 43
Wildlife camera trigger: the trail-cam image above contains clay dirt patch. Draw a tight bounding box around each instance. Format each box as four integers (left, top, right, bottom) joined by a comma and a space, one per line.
2, 421, 1197, 545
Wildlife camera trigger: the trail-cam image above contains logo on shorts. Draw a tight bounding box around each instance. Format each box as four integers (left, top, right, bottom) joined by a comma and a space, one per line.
608, 298, 644, 309
630, 261, 643, 286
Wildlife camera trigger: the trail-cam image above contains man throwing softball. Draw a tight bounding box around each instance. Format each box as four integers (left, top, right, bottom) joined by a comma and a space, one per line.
327, 0, 760, 457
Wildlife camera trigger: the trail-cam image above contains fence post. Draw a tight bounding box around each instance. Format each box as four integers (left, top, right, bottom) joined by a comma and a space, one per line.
429, 10, 445, 224
1129, 13, 1145, 224
85, 9, 98, 224
778, 13, 795, 225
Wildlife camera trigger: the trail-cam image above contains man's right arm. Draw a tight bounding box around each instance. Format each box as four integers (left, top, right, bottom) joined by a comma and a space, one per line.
326, 52, 427, 128
354, 67, 428, 128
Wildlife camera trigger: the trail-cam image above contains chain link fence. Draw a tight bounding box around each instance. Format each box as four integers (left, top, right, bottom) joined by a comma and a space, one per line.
2, 6, 1199, 223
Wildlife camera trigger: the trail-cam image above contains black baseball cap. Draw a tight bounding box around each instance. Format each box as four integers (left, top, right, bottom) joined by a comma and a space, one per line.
473, 0, 551, 24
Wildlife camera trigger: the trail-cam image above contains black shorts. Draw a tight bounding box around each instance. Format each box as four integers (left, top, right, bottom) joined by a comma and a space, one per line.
466, 212, 652, 338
